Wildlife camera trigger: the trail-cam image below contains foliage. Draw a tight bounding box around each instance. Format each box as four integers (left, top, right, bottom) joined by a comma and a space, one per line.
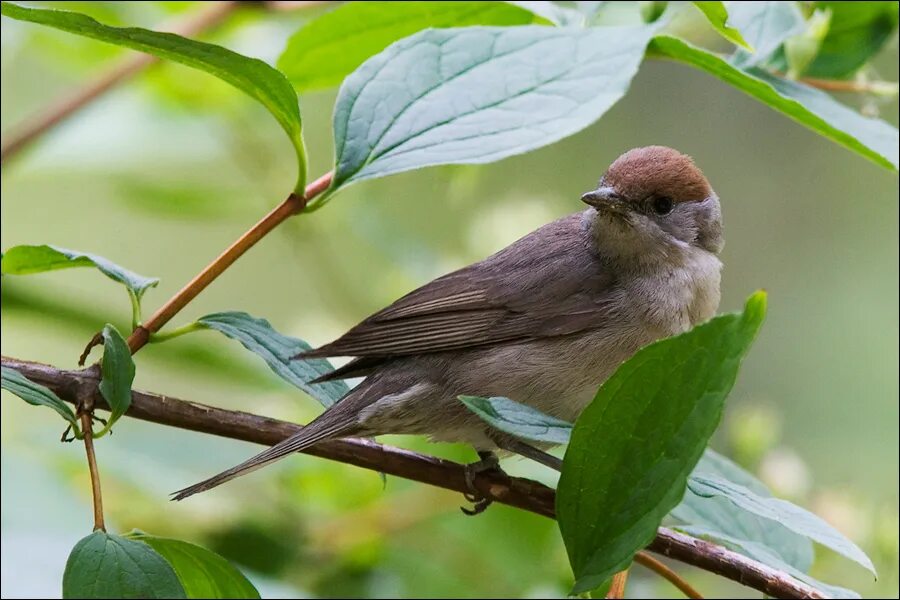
1, 1, 896, 598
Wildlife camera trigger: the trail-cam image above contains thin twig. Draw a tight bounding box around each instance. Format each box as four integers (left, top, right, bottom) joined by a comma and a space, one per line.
797, 76, 898, 95
127, 171, 333, 353
634, 553, 703, 599
0, 1, 241, 163
606, 569, 630, 598
1, 356, 829, 600
78, 410, 105, 532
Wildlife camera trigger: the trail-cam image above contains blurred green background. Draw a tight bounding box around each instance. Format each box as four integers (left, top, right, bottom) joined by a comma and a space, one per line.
1, 2, 897, 598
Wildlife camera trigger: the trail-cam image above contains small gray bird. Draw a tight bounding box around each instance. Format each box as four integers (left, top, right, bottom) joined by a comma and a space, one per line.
173, 146, 724, 500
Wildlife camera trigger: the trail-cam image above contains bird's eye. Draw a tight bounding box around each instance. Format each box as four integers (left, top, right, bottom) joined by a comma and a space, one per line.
652, 196, 674, 215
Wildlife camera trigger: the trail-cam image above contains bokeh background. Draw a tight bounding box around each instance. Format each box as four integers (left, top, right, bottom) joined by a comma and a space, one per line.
2, 2, 897, 598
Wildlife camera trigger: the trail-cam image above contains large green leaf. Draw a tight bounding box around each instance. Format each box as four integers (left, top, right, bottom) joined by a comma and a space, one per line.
1, 365, 79, 429
557, 292, 767, 593
649, 35, 898, 171
332, 23, 661, 189
0, 2, 306, 192
727, 0, 805, 68
459, 395, 572, 444
98, 324, 135, 434
671, 449, 814, 572
198, 312, 349, 407
2, 244, 158, 301
128, 533, 259, 599
805, 1, 900, 79
62, 531, 186, 599
692, 1, 753, 50
278, 1, 536, 92
688, 474, 876, 576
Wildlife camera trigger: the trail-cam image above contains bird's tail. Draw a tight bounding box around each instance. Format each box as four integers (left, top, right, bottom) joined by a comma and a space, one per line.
171, 406, 359, 501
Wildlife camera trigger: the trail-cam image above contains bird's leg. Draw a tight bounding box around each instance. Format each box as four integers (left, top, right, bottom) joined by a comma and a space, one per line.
494, 437, 563, 472
461, 450, 502, 516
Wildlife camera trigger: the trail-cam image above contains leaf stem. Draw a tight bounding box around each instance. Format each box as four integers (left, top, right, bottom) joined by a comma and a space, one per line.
0, 1, 240, 164
149, 321, 205, 343
635, 552, 703, 598
79, 411, 105, 532
126, 171, 333, 353
605, 569, 629, 598
128, 290, 142, 331
797, 76, 899, 96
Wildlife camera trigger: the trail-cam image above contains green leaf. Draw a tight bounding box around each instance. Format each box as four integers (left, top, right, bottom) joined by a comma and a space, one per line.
1, 365, 79, 429
332, 23, 662, 190
62, 531, 186, 599
0, 2, 306, 192
692, 2, 753, 50
688, 473, 877, 576
98, 324, 135, 433
459, 395, 573, 444
2, 244, 158, 300
679, 526, 860, 599
506, 1, 585, 26
804, 1, 899, 79
198, 312, 349, 407
671, 449, 814, 572
278, 1, 536, 92
648, 35, 898, 171
727, 0, 805, 67
127, 532, 260, 599
557, 291, 767, 594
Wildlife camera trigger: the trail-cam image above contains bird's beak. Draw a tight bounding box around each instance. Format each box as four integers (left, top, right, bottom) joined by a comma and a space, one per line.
581, 186, 626, 211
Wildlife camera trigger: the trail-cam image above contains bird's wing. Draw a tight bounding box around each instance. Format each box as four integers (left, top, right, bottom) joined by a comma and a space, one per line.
303, 212, 616, 359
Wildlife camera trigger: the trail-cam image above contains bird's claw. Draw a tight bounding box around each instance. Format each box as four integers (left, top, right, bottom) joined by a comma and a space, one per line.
460, 451, 501, 516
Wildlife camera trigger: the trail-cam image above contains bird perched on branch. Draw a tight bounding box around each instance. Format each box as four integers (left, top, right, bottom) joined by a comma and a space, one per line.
173, 146, 724, 505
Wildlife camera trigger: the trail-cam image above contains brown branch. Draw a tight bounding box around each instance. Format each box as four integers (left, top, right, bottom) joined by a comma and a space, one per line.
127, 171, 334, 353
606, 569, 630, 598
79, 409, 106, 532
2, 356, 829, 599
1, 1, 242, 163
797, 76, 898, 95
634, 553, 703, 599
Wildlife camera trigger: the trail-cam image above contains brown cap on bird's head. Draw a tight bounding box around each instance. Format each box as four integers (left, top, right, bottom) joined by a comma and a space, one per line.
599, 146, 713, 204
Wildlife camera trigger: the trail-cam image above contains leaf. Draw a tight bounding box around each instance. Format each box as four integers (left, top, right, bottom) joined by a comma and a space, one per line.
727, 1, 805, 68
332, 23, 662, 189
2, 244, 158, 300
505, 1, 585, 26
692, 1, 753, 50
459, 395, 573, 444
688, 474, 877, 576
99, 324, 135, 431
1, 365, 79, 429
127, 532, 260, 599
278, 1, 536, 92
0, 2, 306, 192
679, 526, 860, 599
62, 531, 186, 599
557, 291, 767, 593
648, 35, 899, 171
804, 1, 900, 79
198, 312, 349, 408
671, 449, 815, 572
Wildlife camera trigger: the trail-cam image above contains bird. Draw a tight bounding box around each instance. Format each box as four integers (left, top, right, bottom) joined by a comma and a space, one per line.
172, 146, 724, 502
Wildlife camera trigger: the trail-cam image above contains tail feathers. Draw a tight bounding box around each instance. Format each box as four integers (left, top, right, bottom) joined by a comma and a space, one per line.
171, 416, 354, 501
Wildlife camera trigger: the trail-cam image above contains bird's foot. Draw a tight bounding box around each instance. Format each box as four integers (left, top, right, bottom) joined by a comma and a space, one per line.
461, 451, 502, 516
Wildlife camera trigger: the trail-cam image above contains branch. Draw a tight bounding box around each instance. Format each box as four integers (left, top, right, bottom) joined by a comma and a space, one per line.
1, 1, 240, 163
3, 356, 828, 599
126, 171, 334, 353
634, 553, 703, 599
79, 410, 106, 532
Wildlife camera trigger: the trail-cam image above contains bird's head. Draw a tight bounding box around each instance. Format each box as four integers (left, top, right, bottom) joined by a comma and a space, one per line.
582, 146, 723, 259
